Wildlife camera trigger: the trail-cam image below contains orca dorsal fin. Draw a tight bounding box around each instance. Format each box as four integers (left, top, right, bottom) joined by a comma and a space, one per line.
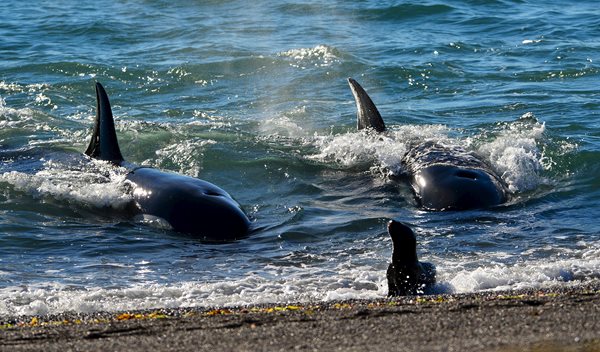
84, 82, 124, 164
347, 78, 386, 132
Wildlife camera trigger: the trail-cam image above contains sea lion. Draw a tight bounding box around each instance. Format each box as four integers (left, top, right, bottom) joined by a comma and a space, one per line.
386, 220, 436, 296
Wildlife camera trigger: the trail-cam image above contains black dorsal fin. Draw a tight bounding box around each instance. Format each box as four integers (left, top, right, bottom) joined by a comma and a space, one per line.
347, 78, 386, 132
84, 82, 124, 164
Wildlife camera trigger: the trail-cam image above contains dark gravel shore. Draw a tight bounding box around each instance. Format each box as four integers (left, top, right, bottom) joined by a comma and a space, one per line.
2, 283, 600, 352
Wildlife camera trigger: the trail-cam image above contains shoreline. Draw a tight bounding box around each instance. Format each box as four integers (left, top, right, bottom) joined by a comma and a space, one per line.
2, 283, 600, 351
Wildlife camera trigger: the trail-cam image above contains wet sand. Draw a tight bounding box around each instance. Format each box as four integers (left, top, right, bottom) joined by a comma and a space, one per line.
1, 284, 600, 352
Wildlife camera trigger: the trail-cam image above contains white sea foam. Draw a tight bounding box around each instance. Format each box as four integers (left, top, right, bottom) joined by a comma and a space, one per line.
446, 253, 600, 293
309, 125, 451, 174
0, 266, 387, 316
0, 96, 36, 128
522, 39, 542, 45
1, 251, 599, 316
0, 159, 132, 210
309, 116, 548, 193
312, 132, 403, 175
0, 81, 49, 94
278, 45, 339, 68
478, 113, 548, 193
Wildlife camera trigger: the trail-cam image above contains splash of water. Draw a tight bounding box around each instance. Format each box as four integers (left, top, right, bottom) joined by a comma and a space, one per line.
0, 158, 132, 210
278, 45, 340, 68
478, 113, 548, 193
308, 116, 551, 194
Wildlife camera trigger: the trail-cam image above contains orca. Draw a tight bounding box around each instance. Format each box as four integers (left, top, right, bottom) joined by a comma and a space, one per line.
348, 78, 508, 210
85, 82, 251, 241
386, 220, 435, 296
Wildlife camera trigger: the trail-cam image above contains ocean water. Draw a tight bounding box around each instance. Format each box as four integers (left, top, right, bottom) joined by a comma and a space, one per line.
1, 1, 599, 316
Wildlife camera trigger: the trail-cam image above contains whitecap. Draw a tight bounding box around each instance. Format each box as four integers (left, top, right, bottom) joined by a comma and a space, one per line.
278, 45, 340, 68
0, 158, 133, 210
478, 113, 548, 193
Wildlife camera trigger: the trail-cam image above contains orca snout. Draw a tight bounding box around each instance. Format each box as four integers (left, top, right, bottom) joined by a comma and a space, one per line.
414, 165, 507, 210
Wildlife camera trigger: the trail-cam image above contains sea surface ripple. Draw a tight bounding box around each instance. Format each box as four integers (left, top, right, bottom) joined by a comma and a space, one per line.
1, 1, 599, 315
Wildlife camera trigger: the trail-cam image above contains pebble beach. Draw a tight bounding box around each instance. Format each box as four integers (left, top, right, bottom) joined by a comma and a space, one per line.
2, 283, 599, 351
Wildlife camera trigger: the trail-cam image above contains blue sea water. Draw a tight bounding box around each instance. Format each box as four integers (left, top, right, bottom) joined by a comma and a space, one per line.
1, 1, 599, 316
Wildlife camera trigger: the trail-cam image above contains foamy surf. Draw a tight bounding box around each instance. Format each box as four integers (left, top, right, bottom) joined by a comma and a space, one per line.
2, 0, 599, 322
308, 113, 554, 195
0, 158, 132, 210
2, 250, 599, 316
446, 250, 600, 293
